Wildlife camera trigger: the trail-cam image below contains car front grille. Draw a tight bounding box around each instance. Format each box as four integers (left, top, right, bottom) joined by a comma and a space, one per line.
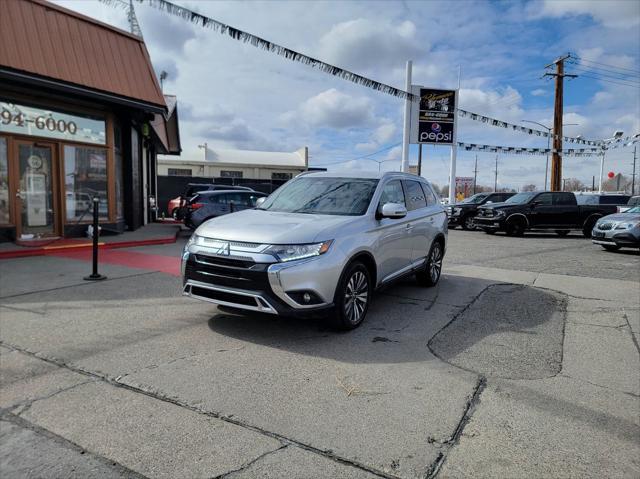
597, 222, 614, 231
185, 255, 271, 291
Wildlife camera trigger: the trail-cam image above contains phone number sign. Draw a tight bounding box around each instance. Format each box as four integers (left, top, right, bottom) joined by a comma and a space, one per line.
0, 101, 106, 145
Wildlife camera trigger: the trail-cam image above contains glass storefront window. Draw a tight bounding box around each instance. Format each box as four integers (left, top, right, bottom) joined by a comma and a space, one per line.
64, 145, 108, 220
0, 138, 8, 224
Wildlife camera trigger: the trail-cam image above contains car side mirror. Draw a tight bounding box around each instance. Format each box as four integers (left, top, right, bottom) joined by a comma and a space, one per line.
255, 196, 266, 207
379, 202, 407, 219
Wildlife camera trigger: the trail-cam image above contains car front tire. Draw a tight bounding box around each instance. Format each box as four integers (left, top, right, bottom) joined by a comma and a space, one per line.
461, 215, 477, 230
329, 261, 372, 330
601, 244, 621, 252
416, 240, 443, 287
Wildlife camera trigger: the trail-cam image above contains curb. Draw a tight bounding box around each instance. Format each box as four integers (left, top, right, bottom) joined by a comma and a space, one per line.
0, 228, 181, 260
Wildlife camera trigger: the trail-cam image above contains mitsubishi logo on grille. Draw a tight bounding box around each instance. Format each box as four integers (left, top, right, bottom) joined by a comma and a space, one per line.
209, 241, 231, 256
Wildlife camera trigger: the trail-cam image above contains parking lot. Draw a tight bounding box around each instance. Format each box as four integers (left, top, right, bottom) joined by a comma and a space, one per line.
1, 229, 638, 478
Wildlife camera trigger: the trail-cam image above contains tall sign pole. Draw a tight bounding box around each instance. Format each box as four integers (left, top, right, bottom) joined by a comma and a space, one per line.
401, 61, 412, 173
448, 89, 459, 205
632, 146, 637, 196
544, 55, 577, 191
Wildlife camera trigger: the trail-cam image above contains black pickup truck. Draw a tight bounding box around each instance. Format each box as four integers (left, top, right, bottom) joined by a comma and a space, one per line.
474, 191, 618, 237
448, 192, 515, 230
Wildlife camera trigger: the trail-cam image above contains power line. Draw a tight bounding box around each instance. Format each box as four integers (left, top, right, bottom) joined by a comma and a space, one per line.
566, 71, 640, 88
566, 64, 640, 84
571, 56, 640, 75
566, 60, 639, 80
314, 143, 401, 166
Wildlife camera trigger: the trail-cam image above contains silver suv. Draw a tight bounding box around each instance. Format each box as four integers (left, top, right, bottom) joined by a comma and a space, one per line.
181, 171, 447, 330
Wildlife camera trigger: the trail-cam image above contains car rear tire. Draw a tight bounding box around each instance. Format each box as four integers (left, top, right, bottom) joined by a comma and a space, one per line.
555, 230, 570, 237
602, 244, 621, 252
582, 217, 598, 238
328, 262, 371, 331
461, 215, 477, 230
416, 240, 443, 287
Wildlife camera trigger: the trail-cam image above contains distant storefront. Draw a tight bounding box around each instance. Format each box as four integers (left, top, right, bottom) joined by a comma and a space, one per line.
0, 0, 180, 242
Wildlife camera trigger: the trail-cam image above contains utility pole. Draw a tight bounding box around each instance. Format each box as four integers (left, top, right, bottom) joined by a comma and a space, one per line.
473, 154, 478, 194
632, 146, 637, 195
417, 144, 423, 176
544, 54, 577, 191
494, 155, 498, 191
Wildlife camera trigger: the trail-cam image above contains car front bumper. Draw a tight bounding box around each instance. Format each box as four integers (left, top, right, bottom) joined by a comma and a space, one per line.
181, 246, 344, 316
591, 228, 640, 248
474, 216, 504, 230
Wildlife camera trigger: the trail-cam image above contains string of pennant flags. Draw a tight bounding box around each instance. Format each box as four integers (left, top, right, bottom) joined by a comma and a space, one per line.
456, 142, 604, 157
456, 109, 601, 145
101, 0, 639, 155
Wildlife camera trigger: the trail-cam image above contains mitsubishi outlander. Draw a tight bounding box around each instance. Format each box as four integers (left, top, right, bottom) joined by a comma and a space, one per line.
182, 171, 447, 330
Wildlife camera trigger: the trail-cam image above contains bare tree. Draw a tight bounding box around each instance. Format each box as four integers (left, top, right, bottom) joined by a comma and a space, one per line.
563, 178, 586, 192
522, 184, 537, 192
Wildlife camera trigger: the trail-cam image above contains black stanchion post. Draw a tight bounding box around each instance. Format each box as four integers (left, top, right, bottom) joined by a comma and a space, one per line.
84, 197, 107, 281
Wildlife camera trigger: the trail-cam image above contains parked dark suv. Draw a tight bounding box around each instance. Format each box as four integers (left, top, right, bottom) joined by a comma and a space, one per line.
448, 192, 515, 230
474, 191, 618, 237
184, 190, 267, 229
168, 184, 254, 219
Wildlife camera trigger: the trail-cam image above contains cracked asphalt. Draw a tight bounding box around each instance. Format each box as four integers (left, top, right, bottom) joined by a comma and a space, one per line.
1, 230, 638, 478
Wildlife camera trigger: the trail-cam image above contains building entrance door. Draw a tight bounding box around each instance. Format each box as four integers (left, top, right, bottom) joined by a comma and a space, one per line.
15, 141, 60, 238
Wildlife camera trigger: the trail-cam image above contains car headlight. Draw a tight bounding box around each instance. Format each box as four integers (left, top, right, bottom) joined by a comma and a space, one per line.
615, 222, 640, 230
494, 210, 505, 217
264, 240, 333, 262
185, 233, 201, 249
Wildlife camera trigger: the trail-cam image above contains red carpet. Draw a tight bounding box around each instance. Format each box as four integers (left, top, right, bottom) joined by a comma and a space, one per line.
51, 249, 181, 277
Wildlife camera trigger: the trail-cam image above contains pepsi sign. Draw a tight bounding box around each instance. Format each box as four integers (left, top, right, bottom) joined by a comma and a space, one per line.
411, 87, 457, 145
419, 121, 453, 144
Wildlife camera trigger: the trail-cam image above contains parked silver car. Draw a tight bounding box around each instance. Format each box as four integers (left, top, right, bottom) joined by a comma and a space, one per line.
182, 171, 447, 330
591, 206, 640, 251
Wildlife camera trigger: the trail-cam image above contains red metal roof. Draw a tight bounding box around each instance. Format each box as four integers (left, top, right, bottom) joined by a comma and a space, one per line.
0, 0, 165, 110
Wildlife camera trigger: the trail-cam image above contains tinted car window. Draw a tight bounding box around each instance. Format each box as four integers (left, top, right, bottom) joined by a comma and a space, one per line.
379, 180, 405, 207
554, 193, 576, 205
225, 192, 252, 206
535, 193, 553, 205
600, 195, 630, 205
420, 183, 438, 206
404, 181, 427, 210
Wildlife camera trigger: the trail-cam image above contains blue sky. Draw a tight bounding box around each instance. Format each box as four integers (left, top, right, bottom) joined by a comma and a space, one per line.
56, 0, 640, 190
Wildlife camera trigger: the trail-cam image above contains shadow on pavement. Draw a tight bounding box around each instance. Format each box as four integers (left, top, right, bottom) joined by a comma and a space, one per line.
207, 277, 565, 372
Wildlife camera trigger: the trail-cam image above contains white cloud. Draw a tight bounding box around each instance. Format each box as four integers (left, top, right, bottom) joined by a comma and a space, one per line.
282, 88, 375, 129
532, 0, 640, 29
531, 89, 547, 97
319, 18, 423, 70
355, 121, 397, 151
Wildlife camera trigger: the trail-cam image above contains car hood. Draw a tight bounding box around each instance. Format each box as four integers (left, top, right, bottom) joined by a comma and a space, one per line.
479, 201, 511, 209
599, 212, 640, 223
194, 209, 357, 244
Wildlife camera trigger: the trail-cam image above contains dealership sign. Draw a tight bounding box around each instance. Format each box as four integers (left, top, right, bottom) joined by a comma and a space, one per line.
410, 87, 457, 145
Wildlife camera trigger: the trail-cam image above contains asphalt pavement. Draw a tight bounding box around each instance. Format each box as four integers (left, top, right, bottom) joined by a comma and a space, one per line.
0, 229, 638, 478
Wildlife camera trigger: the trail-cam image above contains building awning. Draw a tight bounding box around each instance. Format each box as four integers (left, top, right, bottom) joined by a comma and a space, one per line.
0, 0, 166, 112
150, 95, 181, 155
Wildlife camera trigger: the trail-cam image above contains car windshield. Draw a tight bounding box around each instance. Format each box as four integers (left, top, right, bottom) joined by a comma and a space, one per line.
460, 194, 488, 204
505, 192, 536, 204
626, 206, 640, 213
257, 177, 379, 216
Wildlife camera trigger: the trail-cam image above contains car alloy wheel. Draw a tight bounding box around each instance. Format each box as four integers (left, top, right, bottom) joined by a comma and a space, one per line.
344, 270, 369, 325
463, 215, 476, 230
429, 242, 443, 283
417, 240, 444, 287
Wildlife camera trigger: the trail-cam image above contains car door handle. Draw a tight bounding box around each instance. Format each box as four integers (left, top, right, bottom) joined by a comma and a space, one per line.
406, 223, 413, 230
429, 217, 434, 222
